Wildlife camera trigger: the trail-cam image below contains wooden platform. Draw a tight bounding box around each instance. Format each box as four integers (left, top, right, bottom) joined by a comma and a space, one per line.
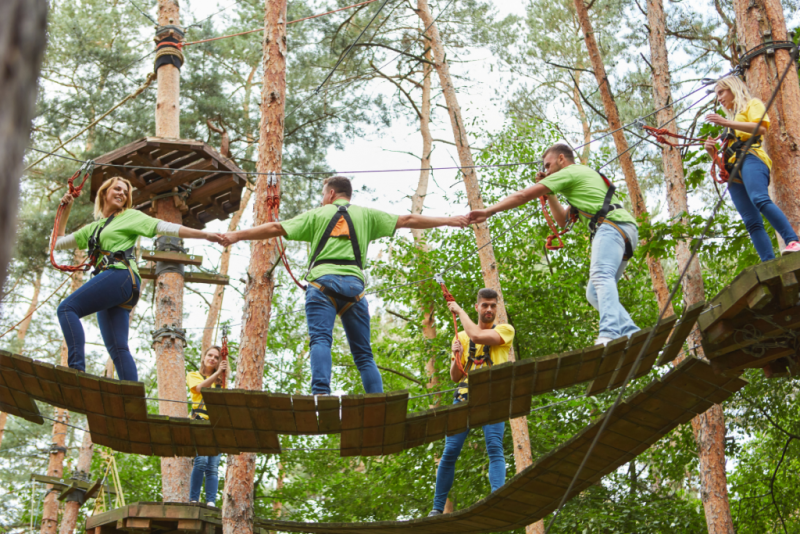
698, 253, 800, 378
90, 137, 247, 229
0, 303, 694, 458
84, 358, 746, 534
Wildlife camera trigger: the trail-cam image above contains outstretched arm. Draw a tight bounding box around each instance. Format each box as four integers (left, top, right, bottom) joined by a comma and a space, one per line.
220, 222, 287, 246
396, 214, 468, 230
467, 182, 552, 224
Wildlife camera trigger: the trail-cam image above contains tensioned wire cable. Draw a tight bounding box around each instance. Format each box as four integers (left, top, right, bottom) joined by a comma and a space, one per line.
543, 43, 799, 534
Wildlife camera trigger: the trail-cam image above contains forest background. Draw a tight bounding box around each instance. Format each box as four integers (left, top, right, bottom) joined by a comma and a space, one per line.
1, 0, 800, 532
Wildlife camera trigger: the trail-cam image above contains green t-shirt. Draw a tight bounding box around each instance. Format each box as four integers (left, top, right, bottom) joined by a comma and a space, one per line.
539, 164, 637, 226
73, 209, 161, 279
282, 199, 398, 282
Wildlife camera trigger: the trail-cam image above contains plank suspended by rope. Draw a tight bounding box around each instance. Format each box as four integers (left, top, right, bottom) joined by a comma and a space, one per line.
49, 161, 98, 273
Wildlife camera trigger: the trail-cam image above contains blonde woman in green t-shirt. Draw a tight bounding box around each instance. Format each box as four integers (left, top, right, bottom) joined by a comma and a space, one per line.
467, 144, 640, 346
53, 176, 223, 381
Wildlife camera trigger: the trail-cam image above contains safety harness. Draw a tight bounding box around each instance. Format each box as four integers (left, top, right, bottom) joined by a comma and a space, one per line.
305, 203, 366, 317
50, 162, 140, 310
718, 127, 761, 184
541, 170, 634, 261
455, 325, 495, 403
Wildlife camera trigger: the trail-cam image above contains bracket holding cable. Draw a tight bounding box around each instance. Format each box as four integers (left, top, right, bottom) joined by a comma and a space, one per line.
151, 324, 187, 346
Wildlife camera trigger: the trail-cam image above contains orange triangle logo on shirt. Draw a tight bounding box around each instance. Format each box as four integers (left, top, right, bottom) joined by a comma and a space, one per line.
330, 216, 352, 239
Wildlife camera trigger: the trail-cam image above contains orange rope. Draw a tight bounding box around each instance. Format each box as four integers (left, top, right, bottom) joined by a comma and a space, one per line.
184, 0, 380, 47
219, 327, 229, 389
50, 162, 97, 273
436, 275, 467, 378
642, 125, 731, 183
265, 174, 307, 290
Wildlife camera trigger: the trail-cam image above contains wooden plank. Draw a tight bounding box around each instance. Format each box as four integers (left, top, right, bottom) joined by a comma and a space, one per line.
292, 396, 319, 434
316, 395, 341, 433
746, 284, 773, 310
698, 268, 759, 330
779, 272, 799, 309
140, 250, 203, 266
658, 301, 705, 366
467, 366, 492, 427
585, 338, 628, 396
487, 363, 514, 424
138, 266, 229, 285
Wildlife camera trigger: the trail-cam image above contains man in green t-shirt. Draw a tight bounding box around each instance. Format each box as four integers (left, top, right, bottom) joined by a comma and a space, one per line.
221, 176, 468, 395
467, 144, 640, 345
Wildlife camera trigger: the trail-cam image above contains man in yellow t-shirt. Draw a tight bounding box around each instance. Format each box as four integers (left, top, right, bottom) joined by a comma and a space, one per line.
428, 288, 515, 517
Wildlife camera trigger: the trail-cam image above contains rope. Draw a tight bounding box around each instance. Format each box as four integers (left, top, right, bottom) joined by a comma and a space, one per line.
264, 173, 307, 290
220, 326, 229, 389
49, 161, 97, 273
0, 276, 72, 340
24, 74, 156, 172
434, 274, 467, 378
183, 0, 382, 47
641, 124, 730, 183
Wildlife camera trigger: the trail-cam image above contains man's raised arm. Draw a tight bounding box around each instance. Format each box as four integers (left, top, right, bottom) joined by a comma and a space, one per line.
467, 182, 552, 225
396, 214, 468, 230
220, 222, 286, 246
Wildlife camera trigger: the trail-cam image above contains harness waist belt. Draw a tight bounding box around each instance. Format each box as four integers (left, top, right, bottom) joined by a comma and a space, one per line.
308, 280, 365, 317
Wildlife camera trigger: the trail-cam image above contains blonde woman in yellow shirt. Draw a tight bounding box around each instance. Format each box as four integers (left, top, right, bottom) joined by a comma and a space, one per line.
186, 346, 228, 506
705, 76, 800, 261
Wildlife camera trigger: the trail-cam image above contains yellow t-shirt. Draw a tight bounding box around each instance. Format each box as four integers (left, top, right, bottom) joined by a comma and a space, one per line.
729, 99, 771, 170
454, 324, 515, 397
186, 371, 220, 420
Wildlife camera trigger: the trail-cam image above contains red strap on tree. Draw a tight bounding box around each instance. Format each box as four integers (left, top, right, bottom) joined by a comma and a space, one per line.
642, 125, 731, 184
50, 161, 97, 273
435, 273, 467, 378
219, 326, 229, 389
265, 172, 307, 290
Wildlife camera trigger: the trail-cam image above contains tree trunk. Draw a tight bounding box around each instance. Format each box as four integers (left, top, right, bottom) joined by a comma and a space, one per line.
415, 2, 537, 529
732, 0, 800, 247
222, 0, 287, 532
40, 252, 85, 534
644, 0, 733, 531
573, 0, 673, 315
153, 0, 191, 503
59, 429, 93, 534
16, 269, 43, 349
0, 412, 7, 450
202, 62, 259, 355
202, 187, 253, 355
0, 0, 47, 300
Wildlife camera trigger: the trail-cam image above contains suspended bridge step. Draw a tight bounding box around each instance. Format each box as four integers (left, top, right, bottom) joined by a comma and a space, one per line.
698, 253, 800, 378
0, 303, 700, 458
85, 357, 746, 534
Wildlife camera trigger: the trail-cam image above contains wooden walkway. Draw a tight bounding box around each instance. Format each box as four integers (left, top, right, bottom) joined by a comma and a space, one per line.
0, 303, 697, 457
85, 357, 746, 534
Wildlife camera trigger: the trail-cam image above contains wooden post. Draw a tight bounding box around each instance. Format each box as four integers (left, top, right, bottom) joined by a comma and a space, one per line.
644, 1, 734, 532
59, 429, 93, 534
222, 0, 287, 531
573, 0, 673, 316
732, 0, 800, 247
153, 0, 191, 503
414, 2, 537, 530
0, 0, 47, 301
41, 253, 84, 534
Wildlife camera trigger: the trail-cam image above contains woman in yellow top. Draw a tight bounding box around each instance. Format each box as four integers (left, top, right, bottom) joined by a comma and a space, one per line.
705, 76, 800, 261
186, 345, 228, 507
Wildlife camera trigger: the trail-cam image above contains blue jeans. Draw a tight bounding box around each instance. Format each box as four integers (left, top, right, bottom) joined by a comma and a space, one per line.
433, 398, 506, 511
729, 154, 799, 262
587, 221, 640, 340
56, 269, 139, 381
189, 454, 221, 504
305, 275, 383, 395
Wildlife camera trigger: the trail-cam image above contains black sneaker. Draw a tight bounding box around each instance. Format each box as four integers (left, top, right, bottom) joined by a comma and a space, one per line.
428, 509, 443, 517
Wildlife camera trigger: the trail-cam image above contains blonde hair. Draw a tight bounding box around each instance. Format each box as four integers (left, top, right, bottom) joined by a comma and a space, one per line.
94, 176, 133, 219
715, 76, 753, 116
200, 345, 224, 386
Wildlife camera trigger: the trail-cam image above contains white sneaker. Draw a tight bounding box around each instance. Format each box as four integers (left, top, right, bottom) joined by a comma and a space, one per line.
594, 336, 613, 346
206, 501, 215, 507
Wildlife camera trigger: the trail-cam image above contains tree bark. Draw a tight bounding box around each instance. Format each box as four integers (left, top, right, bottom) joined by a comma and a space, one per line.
59, 429, 93, 534
16, 269, 43, 349
0, 0, 47, 299
415, 2, 537, 529
644, 0, 733, 531
222, 0, 287, 532
40, 252, 85, 534
732, 0, 800, 247
153, 0, 191, 502
573, 0, 673, 315
0, 412, 7, 450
